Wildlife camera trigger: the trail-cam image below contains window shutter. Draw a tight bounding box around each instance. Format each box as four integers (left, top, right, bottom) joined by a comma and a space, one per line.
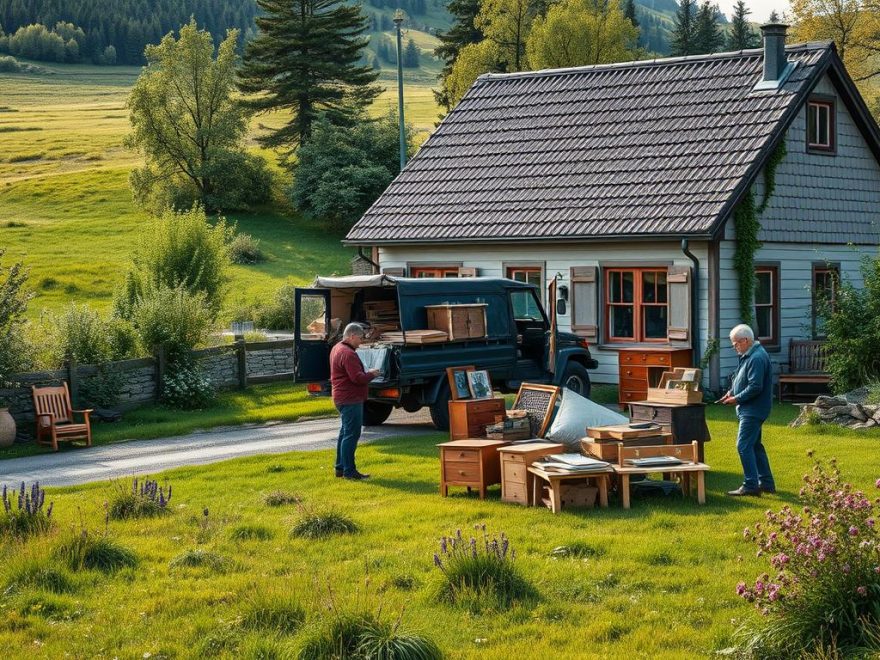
570, 266, 598, 340
382, 267, 406, 277
458, 267, 478, 277
667, 265, 691, 343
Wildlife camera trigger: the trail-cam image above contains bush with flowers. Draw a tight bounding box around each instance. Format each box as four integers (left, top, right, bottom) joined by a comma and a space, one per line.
736, 455, 880, 657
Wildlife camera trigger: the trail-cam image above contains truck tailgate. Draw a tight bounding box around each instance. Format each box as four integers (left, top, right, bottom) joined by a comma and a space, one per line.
394, 339, 515, 380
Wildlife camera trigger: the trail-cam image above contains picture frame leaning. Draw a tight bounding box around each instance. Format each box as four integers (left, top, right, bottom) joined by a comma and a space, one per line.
446, 365, 475, 401
467, 370, 493, 400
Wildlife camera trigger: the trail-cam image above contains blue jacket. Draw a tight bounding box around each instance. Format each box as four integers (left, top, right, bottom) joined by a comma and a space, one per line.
732, 341, 773, 420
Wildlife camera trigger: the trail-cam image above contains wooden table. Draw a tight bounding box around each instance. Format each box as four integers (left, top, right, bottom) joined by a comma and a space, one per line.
437, 438, 509, 499
498, 442, 563, 505
527, 465, 612, 513
612, 441, 710, 509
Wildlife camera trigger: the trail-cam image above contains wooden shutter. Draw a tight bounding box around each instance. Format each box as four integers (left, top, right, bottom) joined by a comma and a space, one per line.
458, 267, 478, 277
570, 266, 598, 340
382, 267, 406, 277
667, 265, 691, 343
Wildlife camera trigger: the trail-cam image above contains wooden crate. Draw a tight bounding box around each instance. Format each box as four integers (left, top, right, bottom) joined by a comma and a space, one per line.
647, 368, 704, 405
425, 304, 487, 340
541, 483, 598, 508
581, 434, 671, 461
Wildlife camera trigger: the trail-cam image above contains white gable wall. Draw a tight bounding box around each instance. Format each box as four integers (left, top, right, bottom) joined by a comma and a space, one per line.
378, 241, 710, 385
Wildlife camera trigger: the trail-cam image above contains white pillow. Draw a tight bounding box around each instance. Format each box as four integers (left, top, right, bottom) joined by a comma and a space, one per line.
546, 390, 628, 452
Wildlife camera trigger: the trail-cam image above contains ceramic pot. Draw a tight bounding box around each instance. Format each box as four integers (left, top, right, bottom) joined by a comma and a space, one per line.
0, 408, 15, 448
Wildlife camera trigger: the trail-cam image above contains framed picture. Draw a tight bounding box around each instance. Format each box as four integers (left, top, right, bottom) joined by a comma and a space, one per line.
467, 370, 493, 399
446, 365, 475, 401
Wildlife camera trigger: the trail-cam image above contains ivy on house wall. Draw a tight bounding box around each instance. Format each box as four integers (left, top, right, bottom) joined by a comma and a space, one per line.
732, 139, 787, 324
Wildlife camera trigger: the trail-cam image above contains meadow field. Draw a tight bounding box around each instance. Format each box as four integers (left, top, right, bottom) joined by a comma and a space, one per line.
0, 404, 878, 658
0, 48, 443, 322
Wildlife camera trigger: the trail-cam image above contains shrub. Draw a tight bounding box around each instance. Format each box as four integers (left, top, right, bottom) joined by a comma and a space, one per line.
0, 250, 35, 390
735, 456, 880, 657
44, 304, 141, 367
290, 509, 358, 540
229, 233, 265, 265
432, 525, 536, 612
80, 364, 125, 408
230, 524, 274, 541
131, 286, 213, 365
108, 477, 172, 520
866, 381, 880, 406
170, 549, 230, 572
114, 205, 233, 319
298, 611, 442, 660
203, 151, 274, 212
233, 283, 296, 331
239, 589, 305, 634
825, 253, 880, 392
263, 491, 300, 507
161, 362, 215, 410
1, 482, 53, 538
55, 527, 137, 572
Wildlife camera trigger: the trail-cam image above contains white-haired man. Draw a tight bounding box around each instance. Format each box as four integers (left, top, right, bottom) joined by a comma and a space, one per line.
330, 323, 381, 480
719, 323, 776, 496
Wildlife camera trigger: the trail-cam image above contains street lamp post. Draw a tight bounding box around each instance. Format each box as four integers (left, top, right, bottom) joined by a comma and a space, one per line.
393, 9, 407, 170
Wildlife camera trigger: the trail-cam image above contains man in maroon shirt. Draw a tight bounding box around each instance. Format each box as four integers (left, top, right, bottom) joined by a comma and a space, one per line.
331, 323, 381, 480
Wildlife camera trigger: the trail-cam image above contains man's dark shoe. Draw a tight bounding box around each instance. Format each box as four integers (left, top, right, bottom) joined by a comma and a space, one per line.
759, 484, 777, 494
727, 486, 762, 497
335, 469, 343, 478
344, 471, 370, 481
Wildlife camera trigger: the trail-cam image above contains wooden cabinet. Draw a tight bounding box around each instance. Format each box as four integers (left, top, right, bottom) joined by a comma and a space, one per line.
448, 398, 506, 441
628, 401, 711, 462
617, 347, 692, 408
426, 304, 487, 340
438, 439, 510, 499
498, 442, 563, 505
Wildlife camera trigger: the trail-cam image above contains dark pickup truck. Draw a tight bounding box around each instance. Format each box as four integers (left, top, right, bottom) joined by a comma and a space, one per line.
293, 275, 597, 429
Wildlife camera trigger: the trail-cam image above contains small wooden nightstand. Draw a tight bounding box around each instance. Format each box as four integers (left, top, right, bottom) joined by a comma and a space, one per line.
498, 442, 563, 505
448, 398, 506, 440
437, 438, 509, 499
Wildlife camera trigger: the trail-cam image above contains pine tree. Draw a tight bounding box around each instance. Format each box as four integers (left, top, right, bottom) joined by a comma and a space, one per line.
670, 0, 697, 56
768, 9, 780, 22
404, 37, 420, 67
237, 0, 381, 154
694, 1, 722, 54
434, 0, 483, 111
727, 0, 758, 51
624, 0, 639, 29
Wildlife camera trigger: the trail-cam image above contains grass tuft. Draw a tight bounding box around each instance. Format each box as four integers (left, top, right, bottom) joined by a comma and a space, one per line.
15, 592, 82, 621
4, 557, 75, 594
265, 465, 286, 473
290, 509, 358, 540
549, 542, 606, 560
54, 529, 137, 572
230, 524, 274, 541
299, 612, 442, 660
239, 589, 305, 634
262, 490, 300, 507
170, 549, 230, 572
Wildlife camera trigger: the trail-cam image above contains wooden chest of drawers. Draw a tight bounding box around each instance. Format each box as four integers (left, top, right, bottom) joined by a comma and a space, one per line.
498, 442, 564, 505
438, 438, 510, 499
448, 398, 507, 441
617, 347, 692, 408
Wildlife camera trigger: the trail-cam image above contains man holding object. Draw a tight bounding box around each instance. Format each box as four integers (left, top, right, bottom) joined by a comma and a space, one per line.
330, 323, 381, 480
719, 323, 776, 497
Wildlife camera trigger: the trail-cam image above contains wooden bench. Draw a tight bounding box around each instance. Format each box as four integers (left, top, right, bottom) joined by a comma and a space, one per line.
777, 339, 831, 402
31, 383, 93, 451
613, 441, 710, 509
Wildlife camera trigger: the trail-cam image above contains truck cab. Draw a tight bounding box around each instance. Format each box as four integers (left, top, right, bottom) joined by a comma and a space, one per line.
294, 275, 597, 429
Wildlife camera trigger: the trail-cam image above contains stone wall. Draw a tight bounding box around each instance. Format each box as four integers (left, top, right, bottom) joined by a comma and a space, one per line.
1, 340, 297, 439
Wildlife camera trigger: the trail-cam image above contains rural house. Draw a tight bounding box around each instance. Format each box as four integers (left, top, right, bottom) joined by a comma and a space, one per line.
345, 25, 880, 397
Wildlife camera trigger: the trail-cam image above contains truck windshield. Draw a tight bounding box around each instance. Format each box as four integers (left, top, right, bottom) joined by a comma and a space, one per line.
511, 290, 543, 321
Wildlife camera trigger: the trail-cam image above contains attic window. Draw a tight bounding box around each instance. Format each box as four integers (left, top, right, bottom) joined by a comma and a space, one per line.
806, 98, 835, 153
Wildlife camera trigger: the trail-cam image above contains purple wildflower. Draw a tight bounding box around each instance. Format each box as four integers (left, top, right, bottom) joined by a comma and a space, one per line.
849, 526, 859, 536
857, 586, 867, 597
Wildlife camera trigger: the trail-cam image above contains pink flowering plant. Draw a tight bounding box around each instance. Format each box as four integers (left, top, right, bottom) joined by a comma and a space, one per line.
736, 456, 880, 655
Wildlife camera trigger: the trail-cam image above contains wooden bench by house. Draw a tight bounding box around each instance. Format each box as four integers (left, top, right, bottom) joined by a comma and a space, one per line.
31, 383, 93, 451
777, 339, 831, 402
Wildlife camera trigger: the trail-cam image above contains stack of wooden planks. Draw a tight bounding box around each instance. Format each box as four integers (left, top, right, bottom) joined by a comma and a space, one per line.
363, 300, 400, 338
379, 330, 449, 344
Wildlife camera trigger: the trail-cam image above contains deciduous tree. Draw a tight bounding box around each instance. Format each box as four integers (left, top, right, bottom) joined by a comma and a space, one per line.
477, 0, 546, 71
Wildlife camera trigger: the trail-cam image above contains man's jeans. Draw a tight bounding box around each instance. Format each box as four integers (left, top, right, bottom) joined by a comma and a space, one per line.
736, 415, 775, 491
335, 403, 364, 477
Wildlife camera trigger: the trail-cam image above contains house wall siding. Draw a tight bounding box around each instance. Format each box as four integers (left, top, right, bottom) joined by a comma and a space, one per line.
378, 241, 710, 385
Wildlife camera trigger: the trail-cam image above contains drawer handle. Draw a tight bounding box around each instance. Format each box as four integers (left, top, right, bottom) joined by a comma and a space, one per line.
640, 355, 647, 362
458, 452, 467, 458
458, 470, 467, 476
659, 356, 667, 363
625, 370, 633, 376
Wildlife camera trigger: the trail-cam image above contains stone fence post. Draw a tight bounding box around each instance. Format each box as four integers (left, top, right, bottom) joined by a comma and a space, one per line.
234, 335, 247, 390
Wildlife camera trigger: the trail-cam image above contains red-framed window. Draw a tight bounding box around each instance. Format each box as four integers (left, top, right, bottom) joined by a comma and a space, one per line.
754, 266, 779, 346
506, 266, 542, 319
410, 266, 460, 278
604, 268, 668, 342
812, 265, 839, 339
807, 99, 835, 152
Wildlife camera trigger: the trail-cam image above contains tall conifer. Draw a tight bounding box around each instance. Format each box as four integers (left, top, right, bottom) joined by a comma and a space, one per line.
727, 0, 758, 51
670, 0, 697, 55
694, 1, 722, 54
434, 0, 484, 111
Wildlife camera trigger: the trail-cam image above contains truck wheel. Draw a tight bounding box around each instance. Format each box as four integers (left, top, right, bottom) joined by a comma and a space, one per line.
562, 362, 592, 398
429, 384, 451, 431
363, 401, 393, 426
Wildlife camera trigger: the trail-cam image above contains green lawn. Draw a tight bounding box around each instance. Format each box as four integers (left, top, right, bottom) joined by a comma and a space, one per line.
1, 405, 878, 658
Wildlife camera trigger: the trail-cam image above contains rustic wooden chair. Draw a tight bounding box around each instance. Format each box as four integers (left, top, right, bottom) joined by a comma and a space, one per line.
31, 383, 93, 451
511, 383, 560, 438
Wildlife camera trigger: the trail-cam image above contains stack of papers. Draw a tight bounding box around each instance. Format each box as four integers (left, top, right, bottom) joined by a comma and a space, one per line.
624, 456, 685, 468
534, 453, 610, 473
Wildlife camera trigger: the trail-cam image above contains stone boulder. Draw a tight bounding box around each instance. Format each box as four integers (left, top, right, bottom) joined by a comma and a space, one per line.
790, 389, 880, 430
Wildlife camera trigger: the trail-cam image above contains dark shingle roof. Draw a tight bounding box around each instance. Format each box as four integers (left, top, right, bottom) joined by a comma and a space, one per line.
346, 44, 834, 244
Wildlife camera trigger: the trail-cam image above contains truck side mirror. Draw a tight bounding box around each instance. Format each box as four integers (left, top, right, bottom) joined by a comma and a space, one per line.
556, 299, 567, 315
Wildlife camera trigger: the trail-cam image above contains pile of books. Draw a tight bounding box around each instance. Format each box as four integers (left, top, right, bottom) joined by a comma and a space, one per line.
533, 453, 611, 473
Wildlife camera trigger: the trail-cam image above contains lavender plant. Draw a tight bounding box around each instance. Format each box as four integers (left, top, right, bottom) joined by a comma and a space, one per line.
736, 456, 880, 657
1, 481, 53, 537
432, 524, 535, 612
108, 477, 172, 520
